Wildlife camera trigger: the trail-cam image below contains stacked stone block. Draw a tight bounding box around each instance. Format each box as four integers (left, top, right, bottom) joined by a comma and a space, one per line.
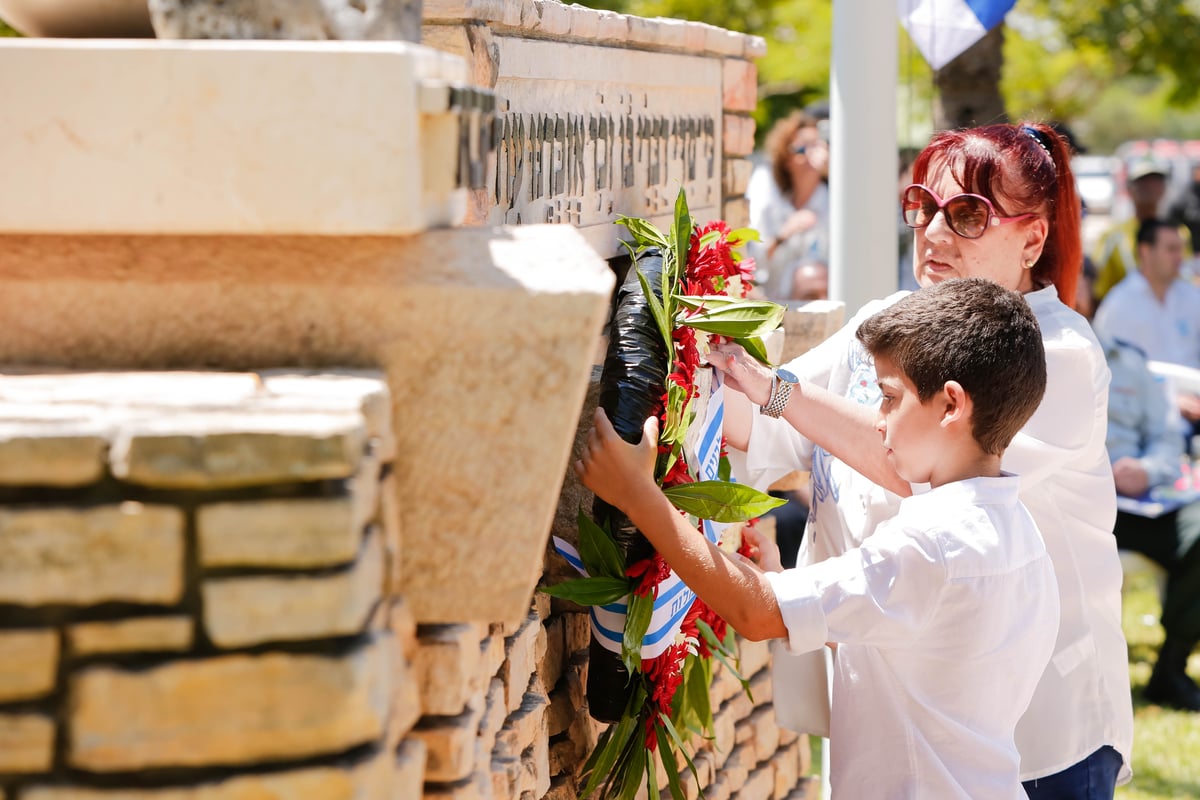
0, 370, 422, 799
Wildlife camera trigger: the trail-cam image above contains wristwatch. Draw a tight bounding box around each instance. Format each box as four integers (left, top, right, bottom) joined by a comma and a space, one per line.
760, 367, 799, 418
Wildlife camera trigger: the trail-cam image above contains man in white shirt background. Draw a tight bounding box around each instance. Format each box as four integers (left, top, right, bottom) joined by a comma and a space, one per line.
1093, 219, 1200, 439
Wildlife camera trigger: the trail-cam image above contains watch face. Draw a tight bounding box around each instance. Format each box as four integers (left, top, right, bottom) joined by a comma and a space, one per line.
776, 367, 799, 384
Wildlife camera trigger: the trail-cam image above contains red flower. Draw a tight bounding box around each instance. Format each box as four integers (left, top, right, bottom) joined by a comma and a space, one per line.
627, 553, 673, 598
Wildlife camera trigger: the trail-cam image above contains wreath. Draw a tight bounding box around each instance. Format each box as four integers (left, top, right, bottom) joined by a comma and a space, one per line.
546, 189, 786, 799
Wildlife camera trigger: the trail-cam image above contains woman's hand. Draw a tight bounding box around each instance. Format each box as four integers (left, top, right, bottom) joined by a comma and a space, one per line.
1112, 456, 1151, 498
738, 523, 784, 573
707, 342, 775, 407
574, 409, 661, 513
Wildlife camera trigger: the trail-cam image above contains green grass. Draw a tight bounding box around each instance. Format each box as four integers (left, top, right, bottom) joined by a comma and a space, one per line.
1116, 571, 1200, 799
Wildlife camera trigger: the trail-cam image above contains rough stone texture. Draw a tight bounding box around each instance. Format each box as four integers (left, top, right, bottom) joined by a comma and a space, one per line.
0, 629, 58, 702
68, 639, 391, 770
0, 228, 613, 625
0, 712, 55, 773
500, 614, 545, 714
424, 0, 765, 57
198, 496, 367, 568
411, 699, 485, 783
723, 157, 755, 199
723, 114, 756, 157
112, 412, 367, 489
723, 196, 751, 230
722, 58, 758, 113
0, 40, 470, 236
781, 301, 846, 363
0, 426, 107, 486
203, 529, 383, 648
24, 748, 396, 800
414, 623, 489, 717
394, 738, 427, 798
149, 0, 423, 42
0, 504, 184, 607
68, 617, 194, 656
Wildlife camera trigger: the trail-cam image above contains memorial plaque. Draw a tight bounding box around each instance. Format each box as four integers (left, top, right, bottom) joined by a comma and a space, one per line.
484, 37, 722, 257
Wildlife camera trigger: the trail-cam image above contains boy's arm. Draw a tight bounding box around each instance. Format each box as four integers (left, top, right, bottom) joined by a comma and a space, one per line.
575, 409, 787, 642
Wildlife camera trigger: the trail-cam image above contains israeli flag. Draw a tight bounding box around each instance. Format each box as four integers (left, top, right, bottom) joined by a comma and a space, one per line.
554, 373, 730, 660
898, 0, 1016, 70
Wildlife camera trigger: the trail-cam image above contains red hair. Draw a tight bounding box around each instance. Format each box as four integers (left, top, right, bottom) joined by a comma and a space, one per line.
910, 122, 1082, 306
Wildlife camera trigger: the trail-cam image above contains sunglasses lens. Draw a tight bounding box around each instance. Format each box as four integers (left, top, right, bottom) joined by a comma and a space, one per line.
944, 196, 990, 238
902, 186, 936, 228
792, 145, 808, 155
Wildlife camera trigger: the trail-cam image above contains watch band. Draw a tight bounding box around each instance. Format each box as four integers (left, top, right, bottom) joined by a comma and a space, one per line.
760, 373, 793, 418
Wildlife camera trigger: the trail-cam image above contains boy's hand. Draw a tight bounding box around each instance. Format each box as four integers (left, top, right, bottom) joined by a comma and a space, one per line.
574, 410, 661, 512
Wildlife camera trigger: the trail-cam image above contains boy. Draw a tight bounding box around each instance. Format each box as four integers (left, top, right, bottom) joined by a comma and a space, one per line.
575, 278, 1060, 799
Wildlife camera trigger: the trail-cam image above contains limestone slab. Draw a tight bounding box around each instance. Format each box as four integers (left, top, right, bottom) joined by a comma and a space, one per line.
202, 529, 383, 648
0, 226, 613, 624
110, 411, 367, 489
0, 427, 107, 487
0, 39, 468, 235
0, 712, 54, 773
197, 496, 365, 569
68, 617, 194, 656
24, 748, 395, 799
0, 630, 58, 702
0, 504, 184, 607
780, 301, 846, 363
69, 639, 390, 770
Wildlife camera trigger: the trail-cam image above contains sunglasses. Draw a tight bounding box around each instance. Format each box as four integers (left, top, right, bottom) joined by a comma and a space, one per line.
901, 183, 1037, 240
791, 145, 809, 155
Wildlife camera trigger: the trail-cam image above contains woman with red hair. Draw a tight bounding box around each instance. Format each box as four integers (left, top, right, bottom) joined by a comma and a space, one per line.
713, 122, 1133, 799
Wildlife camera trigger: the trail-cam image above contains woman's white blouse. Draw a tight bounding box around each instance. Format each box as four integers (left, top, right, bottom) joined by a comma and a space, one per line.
744, 285, 1134, 783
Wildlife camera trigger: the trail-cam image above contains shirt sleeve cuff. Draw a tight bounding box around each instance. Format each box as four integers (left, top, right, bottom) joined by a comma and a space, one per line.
764, 569, 829, 655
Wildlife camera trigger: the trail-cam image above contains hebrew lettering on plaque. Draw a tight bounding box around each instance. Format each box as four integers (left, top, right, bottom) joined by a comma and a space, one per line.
481, 38, 723, 256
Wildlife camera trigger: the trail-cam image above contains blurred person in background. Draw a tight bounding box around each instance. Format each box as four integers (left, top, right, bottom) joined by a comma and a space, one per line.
1093, 219, 1200, 439
1093, 156, 1191, 302
1167, 160, 1200, 280
751, 111, 830, 302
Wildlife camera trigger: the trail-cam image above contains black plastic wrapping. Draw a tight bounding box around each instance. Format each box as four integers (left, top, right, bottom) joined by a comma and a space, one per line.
587, 250, 671, 723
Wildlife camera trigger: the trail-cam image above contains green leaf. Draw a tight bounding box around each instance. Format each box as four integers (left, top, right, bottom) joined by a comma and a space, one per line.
717, 454, 732, 483
577, 510, 627, 580
678, 302, 785, 339
663, 481, 787, 522
659, 711, 704, 790
697, 229, 723, 250
672, 188, 693, 283
683, 656, 713, 736
616, 215, 670, 249
622, 591, 654, 673
655, 724, 688, 800
733, 335, 771, 365
580, 700, 640, 798
726, 226, 761, 245
674, 294, 745, 312
617, 740, 647, 800
540, 576, 630, 606
634, 265, 674, 356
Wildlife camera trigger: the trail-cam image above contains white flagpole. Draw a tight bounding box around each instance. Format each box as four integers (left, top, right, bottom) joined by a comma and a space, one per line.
829, 1, 900, 316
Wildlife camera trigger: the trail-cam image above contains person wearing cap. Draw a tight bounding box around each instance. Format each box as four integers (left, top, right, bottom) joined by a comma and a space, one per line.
1092, 156, 1192, 302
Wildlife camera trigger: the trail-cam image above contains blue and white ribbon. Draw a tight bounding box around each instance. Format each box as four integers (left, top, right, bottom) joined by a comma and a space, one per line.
898, 0, 1017, 70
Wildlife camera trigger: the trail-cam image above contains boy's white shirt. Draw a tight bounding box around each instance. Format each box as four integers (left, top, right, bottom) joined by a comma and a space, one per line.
766, 475, 1058, 799
740, 285, 1134, 783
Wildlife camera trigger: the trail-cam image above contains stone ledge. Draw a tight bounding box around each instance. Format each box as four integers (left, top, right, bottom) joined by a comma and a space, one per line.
0, 370, 391, 490
423, 0, 765, 59
0, 39, 469, 235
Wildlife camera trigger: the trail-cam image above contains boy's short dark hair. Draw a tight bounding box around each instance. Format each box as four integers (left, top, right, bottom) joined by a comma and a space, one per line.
855, 278, 1047, 455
